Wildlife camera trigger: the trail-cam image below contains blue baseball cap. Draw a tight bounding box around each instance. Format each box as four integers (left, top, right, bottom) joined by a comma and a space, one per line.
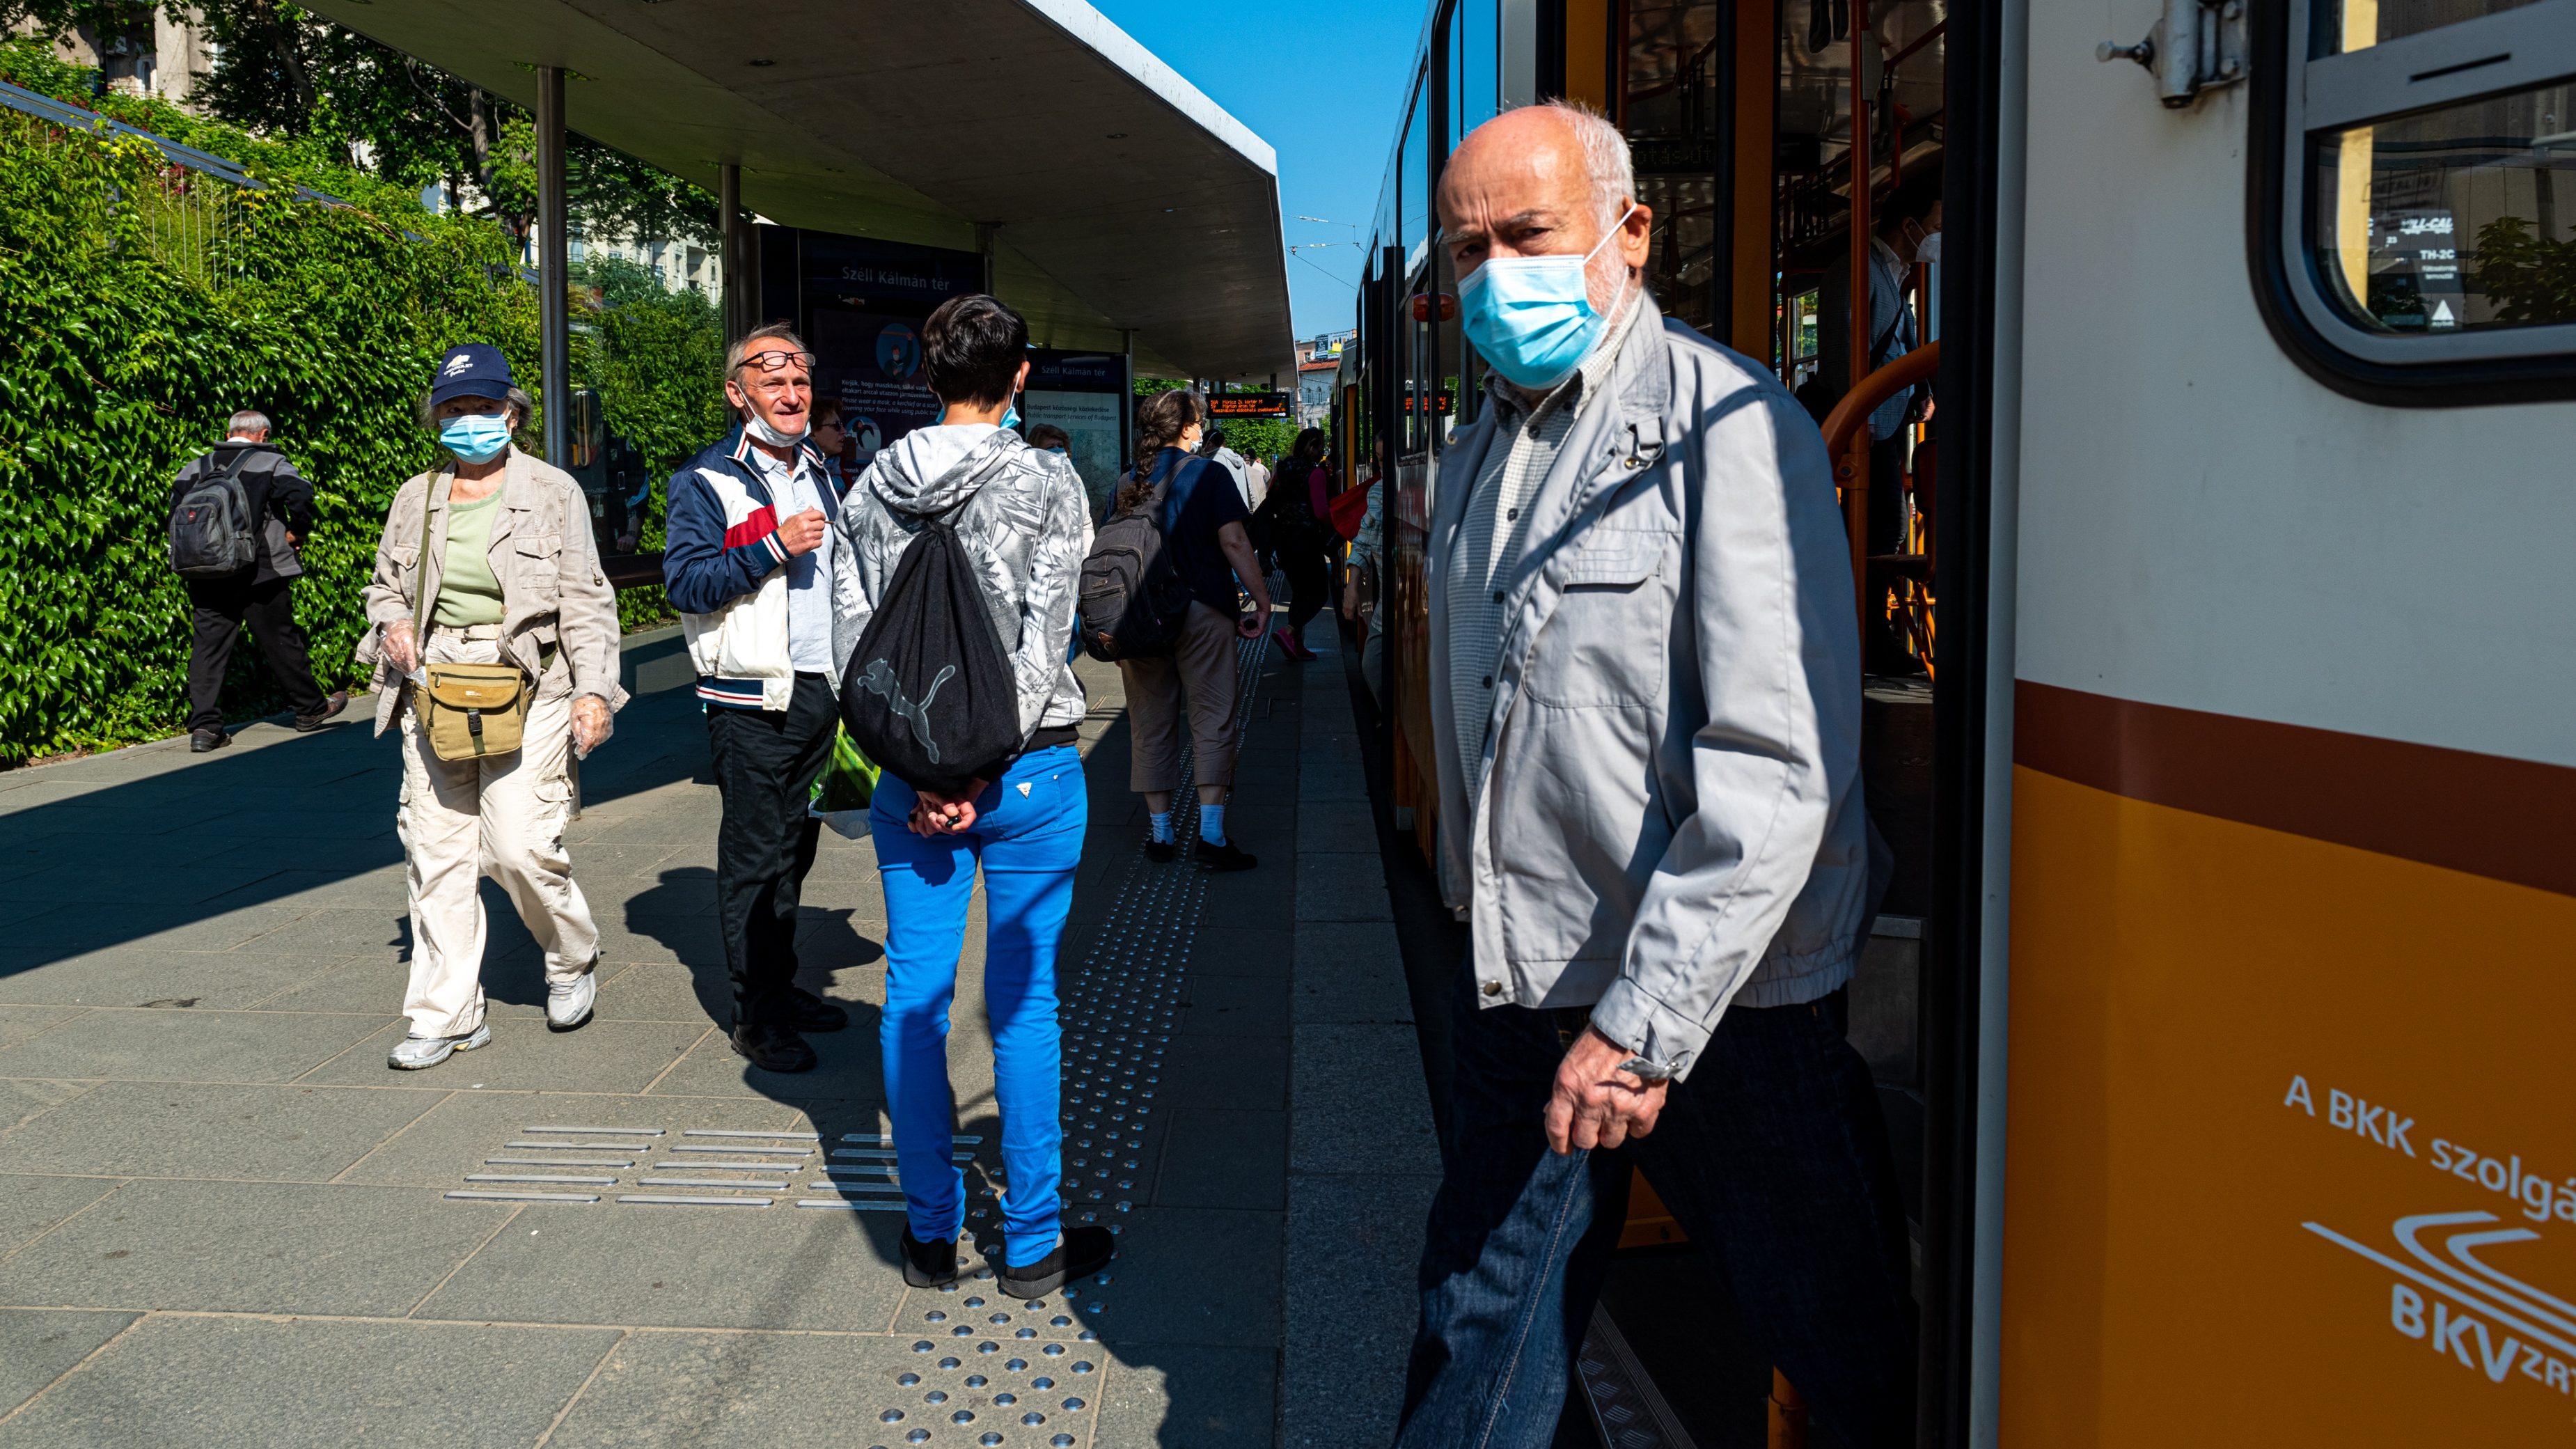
428, 343, 514, 406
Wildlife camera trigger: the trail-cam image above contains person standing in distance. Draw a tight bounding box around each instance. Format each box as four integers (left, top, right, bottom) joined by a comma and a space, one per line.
662, 324, 852, 1074
1113, 389, 1272, 870
1397, 102, 1909, 1449
828, 292, 1110, 1297
171, 410, 347, 751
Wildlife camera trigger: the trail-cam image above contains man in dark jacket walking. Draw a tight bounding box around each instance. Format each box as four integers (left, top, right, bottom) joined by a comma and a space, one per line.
172, 410, 346, 752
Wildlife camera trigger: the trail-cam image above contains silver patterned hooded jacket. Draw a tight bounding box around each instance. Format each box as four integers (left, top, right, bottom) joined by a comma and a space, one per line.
828, 424, 1092, 742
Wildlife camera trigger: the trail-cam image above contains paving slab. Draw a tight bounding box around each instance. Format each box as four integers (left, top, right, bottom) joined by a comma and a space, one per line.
1093, 1342, 1279, 1449
1290, 1024, 1440, 1177
415, 1193, 911, 1331
0, 1180, 515, 1316
0, 1008, 88, 1050
0, 1009, 395, 1085
1293, 852, 1395, 923
0, 1314, 618, 1449
0, 1081, 441, 1182
0, 1309, 139, 1420
1291, 922, 1415, 1024
1278, 1172, 1439, 1449
0, 1081, 92, 1137
1150, 1109, 1287, 1212
300, 1018, 712, 1094
0, 1177, 120, 1259
0, 949, 340, 1010
329, 1089, 802, 1187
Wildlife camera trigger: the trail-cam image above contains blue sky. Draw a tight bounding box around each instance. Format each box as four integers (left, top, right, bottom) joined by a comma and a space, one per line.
1088, 0, 1425, 341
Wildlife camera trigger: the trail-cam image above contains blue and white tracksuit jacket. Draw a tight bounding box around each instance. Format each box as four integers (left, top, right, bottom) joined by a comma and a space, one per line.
661, 426, 840, 712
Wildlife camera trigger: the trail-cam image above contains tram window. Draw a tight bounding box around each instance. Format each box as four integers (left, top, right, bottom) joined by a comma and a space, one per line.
1624, 1, 1724, 334
1455, 0, 1500, 141
2259, 0, 2576, 397
2314, 0, 2546, 52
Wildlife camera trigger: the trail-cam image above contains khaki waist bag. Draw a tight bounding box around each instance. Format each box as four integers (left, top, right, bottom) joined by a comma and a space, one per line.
409, 476, 529, 762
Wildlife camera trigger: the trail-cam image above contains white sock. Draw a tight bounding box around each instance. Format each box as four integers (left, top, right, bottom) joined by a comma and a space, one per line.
1150, 811, 1174, 844
1200, 804, 1227, 847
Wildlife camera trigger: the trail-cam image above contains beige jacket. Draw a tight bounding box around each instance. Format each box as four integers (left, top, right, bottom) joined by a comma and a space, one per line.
356, 446, 629, 736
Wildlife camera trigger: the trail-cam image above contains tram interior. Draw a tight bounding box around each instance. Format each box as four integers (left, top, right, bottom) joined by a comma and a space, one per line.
1346, 1, 1954, 1439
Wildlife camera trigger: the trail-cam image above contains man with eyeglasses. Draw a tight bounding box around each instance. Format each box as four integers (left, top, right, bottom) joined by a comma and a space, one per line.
663, 323, 852, 1073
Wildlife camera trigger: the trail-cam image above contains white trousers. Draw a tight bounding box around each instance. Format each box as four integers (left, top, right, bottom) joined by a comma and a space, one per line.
395, 629, 599, 1038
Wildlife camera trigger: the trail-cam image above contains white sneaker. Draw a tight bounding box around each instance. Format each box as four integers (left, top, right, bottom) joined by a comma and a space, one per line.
387, 1021, 492, 1070
546, 971, 597, 1033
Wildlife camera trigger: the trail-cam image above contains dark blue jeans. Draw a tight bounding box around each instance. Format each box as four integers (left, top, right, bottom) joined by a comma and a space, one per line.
1397, 952, 1915, 1449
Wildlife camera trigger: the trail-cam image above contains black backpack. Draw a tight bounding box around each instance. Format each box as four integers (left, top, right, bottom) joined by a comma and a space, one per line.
1077, 458, 1194, 661
168, 450, 259, 579
839, 505, 1023, 797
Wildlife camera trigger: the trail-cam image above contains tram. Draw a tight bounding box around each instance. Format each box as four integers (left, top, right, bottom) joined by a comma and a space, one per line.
1335, 0, 2576, 1443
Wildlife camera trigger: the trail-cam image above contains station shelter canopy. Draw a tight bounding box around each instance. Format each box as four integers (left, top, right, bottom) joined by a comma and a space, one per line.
306, 0, 1294, 384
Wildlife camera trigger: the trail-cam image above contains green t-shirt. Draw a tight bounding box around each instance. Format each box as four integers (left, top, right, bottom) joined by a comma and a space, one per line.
433, 490, 505, 627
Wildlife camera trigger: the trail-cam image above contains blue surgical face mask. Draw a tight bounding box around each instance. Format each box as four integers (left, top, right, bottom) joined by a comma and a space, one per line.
1457, 205, 1639, 391
438, 412, 512, 463
1002, 393, 1021, 432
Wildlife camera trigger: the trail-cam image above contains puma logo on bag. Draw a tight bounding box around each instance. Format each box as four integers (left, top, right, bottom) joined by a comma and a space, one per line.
857, 657, 955, 763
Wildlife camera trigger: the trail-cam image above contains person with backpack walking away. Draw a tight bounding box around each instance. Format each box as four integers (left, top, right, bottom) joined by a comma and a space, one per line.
357, 345, 625, 1070
168, 410, 347, 751
1251, 427, 1336, 663
663, 324, 854, 1076
1108, 389, 1273, 870
826, 293, 1113, 1299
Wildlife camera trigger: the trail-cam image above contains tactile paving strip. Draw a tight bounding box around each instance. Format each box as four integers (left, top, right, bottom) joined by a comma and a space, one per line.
445, 1129, 991, 1209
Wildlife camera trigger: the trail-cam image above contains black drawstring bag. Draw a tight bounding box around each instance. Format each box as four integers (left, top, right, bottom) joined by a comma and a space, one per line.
839, 506, 1021, 797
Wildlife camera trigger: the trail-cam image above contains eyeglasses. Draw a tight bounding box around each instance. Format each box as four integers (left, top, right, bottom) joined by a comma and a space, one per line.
735, 349, 816, 377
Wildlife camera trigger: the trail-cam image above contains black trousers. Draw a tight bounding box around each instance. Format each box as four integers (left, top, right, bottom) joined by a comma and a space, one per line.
186, 574, 326, 734
707, 673, 837, 1029
1280, 545, 1333, 636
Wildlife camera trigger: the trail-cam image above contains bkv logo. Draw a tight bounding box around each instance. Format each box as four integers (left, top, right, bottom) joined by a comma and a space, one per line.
2307, 1211, 2576, 1400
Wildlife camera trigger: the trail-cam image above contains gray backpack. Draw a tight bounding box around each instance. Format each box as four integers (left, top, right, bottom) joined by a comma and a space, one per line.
168, 451, 258, 579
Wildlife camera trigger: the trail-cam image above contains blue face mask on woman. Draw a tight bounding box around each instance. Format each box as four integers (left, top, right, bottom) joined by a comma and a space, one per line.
1457, 205, 1639, 391
438, 412, 512, 464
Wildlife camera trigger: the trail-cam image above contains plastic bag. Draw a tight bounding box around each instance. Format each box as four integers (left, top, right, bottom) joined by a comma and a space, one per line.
808, 726, 882, 839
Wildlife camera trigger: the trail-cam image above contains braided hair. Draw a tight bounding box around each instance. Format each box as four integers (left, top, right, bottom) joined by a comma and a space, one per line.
1115, 388, 1202, 515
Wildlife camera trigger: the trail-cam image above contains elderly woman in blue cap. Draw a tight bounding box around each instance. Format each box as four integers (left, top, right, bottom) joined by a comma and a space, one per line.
359, 343, 628, 1070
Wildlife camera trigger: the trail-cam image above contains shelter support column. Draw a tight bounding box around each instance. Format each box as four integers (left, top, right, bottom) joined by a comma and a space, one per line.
535, 64, 570, 467
720, 162, 748, 343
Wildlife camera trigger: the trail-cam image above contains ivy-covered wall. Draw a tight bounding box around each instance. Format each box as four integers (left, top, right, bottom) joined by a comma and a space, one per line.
0, 42, 725, 763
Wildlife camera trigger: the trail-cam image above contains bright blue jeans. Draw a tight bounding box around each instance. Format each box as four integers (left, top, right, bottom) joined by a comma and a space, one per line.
870, 745, 1086, 1267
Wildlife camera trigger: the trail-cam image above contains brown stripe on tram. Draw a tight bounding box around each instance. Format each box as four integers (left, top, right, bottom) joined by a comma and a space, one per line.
2013, 679, 2576, 899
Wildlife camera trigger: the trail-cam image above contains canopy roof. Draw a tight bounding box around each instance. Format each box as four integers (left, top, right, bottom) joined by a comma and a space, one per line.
307, 0, 1293, 382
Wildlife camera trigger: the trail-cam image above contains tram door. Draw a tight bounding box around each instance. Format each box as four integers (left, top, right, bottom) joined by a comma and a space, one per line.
1988, 0, 2576, 1442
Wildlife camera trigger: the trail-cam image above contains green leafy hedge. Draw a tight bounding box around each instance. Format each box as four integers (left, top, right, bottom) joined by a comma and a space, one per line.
0, 42, 725, 761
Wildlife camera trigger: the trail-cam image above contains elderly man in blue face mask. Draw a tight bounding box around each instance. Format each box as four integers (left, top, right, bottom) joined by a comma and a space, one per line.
1396, 102, 1910, 1449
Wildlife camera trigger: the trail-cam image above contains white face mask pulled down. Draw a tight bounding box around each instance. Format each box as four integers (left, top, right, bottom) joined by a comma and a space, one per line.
744, 412, 810, 448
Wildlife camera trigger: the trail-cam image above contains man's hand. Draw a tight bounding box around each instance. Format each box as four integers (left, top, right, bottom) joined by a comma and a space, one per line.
1544, 1026, 1669, 1154
571, 696, 613, 758
776, 508, 829, 557
1340, 577, 1359, 622
381, 620, 421, 676
1237, 603, 1271, 640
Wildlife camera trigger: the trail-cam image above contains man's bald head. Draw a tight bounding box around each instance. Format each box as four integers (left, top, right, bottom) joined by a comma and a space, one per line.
1438, 102, 1652, 359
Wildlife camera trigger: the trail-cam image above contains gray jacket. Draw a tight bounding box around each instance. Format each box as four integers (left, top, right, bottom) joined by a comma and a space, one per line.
828, 425, 1092, 741
1428, 305, 1871, 1081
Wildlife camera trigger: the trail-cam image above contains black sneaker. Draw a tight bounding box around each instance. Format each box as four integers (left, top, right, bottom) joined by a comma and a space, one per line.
901, 1226, 958, 1289
1144, 838, 1176, 863
294, 691, 350, 731
729, 1024, 817, 1073
189, 728, 230, 754
784, 987, 849, 1033
1196, 838, 1257, 872
997, 1224, 1116, 1300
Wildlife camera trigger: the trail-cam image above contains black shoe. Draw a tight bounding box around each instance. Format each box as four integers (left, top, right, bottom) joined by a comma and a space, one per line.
1143, 838, 1176, 863
998, 1224, 1116, 1300
189, 728, 230, 754
1196, 838, 1257, 872
728, 1024, 816, 1073
294, 691, 350, 731
784, 987, 849, 1033
901, 1227, 959, 1289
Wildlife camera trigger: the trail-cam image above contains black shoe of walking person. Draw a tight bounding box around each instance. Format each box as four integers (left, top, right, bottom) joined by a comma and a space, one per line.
784, 986, 849, 1033
997, 1224, 1116, 1301
729, 1023, 817, 1073
294, 690, 350, 732
1144, 838, 1176, 863
189, 728, 230, 754
1196, 838, 1257, 872
901, 1227, 959, 1289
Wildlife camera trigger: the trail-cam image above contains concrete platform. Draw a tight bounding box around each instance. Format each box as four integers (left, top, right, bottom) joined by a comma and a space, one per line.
0, 625, 1431, 1447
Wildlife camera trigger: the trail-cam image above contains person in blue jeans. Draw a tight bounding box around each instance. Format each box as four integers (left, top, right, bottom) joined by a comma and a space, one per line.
829, 292, 1112, 1298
